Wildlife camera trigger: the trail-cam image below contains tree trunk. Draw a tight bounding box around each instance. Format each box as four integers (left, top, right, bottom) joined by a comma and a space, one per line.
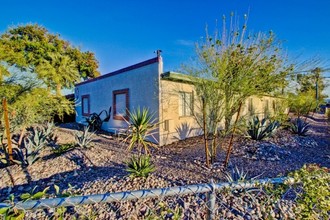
202, 98, 210, 168
2, 98, 13, 162
224, 102, 243, 167
18, 128, 25, 147
56, 83, 62, 96
211, 136, 217, 164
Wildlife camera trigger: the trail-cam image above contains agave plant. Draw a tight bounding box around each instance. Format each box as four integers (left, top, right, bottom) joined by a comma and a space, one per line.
0, 145, 23, 167
43, 122, 58, 146
224, 166, 249, 182
75, 126, 95, 149
126, 155, 155, 178
247, 116, 280, 141
125, 108, 157, 155
27, 127, 48, 150
290, 118, 310, 136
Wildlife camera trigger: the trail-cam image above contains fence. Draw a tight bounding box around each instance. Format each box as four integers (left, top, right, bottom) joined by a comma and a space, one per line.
0, 177, 303, 220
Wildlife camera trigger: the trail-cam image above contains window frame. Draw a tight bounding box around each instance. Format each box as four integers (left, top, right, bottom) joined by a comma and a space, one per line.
81, 95, 90, 116
113, 88, 129, 120
179, 91, 194, 117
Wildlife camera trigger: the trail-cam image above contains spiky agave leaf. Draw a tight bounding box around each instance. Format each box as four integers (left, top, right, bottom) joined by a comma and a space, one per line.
290, 118, 310, 136
124, 107, 157, 155
247, 116, 280, 140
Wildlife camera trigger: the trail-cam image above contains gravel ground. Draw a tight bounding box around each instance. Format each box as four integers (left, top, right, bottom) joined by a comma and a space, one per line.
0, 113, 329, 219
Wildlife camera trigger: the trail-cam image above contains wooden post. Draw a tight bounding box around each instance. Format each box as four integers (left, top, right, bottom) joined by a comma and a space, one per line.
2, 97, 13, 162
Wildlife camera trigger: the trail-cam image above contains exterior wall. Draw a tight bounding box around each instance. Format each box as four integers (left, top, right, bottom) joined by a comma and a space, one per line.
75, 58, 161, 144
159, 79, 282, 146
159, 80, 201, 146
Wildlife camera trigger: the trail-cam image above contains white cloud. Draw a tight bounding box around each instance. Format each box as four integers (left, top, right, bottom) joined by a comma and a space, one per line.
175, 39, 194, 47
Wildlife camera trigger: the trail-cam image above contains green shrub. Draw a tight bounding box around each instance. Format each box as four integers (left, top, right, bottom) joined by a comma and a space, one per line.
247, 116, 280, 140
52, 143, 75, 155
289, 164, 330, 219
75, 126, 95, 149
0, 184, 75, 219
290, 118, 310, 136
126, 155, 155, 178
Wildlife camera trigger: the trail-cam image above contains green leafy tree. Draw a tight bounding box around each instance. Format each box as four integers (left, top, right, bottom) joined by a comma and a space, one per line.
0, 24, 100, 95
186, 13, 292, 167
0, 24, 99, 146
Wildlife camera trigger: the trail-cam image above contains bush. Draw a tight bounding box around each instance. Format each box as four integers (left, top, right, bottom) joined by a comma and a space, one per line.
290, 118, 310, 136
247, 116, 280, 141
126, 155, 155, 178
289, 164, 330, 219
52, 143, 75, 155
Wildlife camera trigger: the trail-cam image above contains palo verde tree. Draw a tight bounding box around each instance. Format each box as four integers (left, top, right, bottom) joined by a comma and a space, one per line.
186, 13, 293, 167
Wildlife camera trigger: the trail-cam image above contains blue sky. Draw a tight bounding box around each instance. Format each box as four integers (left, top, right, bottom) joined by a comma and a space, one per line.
1, 0, 330, 94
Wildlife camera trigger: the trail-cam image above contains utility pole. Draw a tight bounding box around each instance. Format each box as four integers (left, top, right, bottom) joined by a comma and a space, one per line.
312, 67, 321, 101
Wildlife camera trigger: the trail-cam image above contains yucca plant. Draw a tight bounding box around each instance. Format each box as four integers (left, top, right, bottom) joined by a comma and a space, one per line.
126, 155, 155, 178
290, 118, 310, 136
125, 108, 157, 155
75, 126, 95, 149
247, 116, 280, 141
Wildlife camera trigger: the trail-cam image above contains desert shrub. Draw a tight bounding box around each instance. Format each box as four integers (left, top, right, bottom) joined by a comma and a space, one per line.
0, 184, 75, 219
52, 143, 75, 155
290, 118, 310, 136
145, 202, 183, 220
289, 164, 330, 219
126, 155, 155, 178
247, 116, 280, 140
75, 126, 95, 149
288, 91, 318, 118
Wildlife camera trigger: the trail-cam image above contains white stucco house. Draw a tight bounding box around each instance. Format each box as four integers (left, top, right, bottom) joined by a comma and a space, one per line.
75, 54, 279, 146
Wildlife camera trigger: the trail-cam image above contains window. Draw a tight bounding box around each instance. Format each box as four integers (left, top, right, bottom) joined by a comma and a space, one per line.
113, 88, 129, 120
81, 95, 90, 116
179, 92, 193, 116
